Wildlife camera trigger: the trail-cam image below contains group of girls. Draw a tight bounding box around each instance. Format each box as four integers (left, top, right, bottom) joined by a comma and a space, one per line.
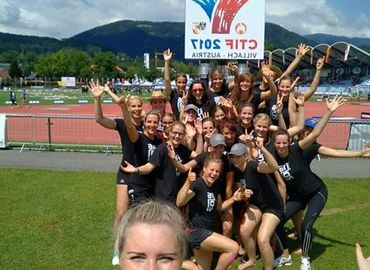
90, 43, 369, 270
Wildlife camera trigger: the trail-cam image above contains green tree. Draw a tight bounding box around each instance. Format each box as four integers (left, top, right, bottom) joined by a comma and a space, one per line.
9, 59, 22, 78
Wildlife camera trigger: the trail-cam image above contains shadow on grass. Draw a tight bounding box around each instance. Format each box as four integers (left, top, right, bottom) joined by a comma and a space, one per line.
286, 227, 355, 261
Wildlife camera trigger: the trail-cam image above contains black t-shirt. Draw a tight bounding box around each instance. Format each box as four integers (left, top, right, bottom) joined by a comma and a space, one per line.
236, 122, 254, 138
129, 133, 163, 194
245, 161, 283, 210
115, 118, 142, 165
250, 86, 263, 111
207, 80, 229, 106
170, 89, 183, 119
189, 177, 221, 231
188, 91, 216, 118
194, 152, 232, 197
302, 142, 322, 165
274, 143, 324, 197
264, 95, 289, 127
149, 143, 192, 203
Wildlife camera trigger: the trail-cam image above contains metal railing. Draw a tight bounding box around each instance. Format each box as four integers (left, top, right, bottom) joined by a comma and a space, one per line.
3, 114, 370, 152
5, 113, 122, 153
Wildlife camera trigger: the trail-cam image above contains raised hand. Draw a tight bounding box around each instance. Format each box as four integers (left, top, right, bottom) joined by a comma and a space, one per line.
167, 142, 176, 160
181, 90, 189, 105
232, 187, 244, 202
276, 94, 284, 114
186, 167, 196, 183
225, 62, 238, 74
289, 76, 300, 92
255, 137, 265, 149
326, 94, 345, 113
297, 43, 310, 56
185, 123, 196, 138
220, 96, 233, 109
163, 48, 172, 62
194, 119, 203, 135
316, 56, 325, 70
293, 92, 305, 107
88, 80, 104, 98
205, 128, 216, 142
261, 62, 271, 78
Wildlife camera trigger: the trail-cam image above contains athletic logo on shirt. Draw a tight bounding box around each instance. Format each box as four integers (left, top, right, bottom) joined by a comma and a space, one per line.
206, 192, 216, 212
213, 96, 222, 106
270, 104, 278, 121
177, 97, 183, 110
278, 162, 294, 181
174, 154, 183, 176
147, 144, 156, 160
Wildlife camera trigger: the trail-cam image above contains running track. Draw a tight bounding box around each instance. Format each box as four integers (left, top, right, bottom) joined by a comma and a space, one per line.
1, 102, 369, 148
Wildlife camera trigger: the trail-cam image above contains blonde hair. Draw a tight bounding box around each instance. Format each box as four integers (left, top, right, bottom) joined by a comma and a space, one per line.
115, 200, 187, 259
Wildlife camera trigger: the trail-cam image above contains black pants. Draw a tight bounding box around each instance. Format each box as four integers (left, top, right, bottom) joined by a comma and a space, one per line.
276, 184, 328, 257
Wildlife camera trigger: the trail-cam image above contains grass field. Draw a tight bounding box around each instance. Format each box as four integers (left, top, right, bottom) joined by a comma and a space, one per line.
0, 88, 153, 106
0, 168, 369, 269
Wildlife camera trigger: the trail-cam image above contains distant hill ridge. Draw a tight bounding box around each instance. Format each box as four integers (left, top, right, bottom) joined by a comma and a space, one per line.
1, 20, 370, 59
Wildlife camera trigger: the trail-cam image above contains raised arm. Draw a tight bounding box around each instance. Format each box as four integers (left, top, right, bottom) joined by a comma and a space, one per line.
280, 43, 310, 79
117, 95, 139, 143
318, 145, 370, 158
256, 140, 279, 173
176, 169, 196, 207
163, 49, 172, 98
89, 80, 116, 129
167, 143, 198, 173
287, 93, 305, 137
304, 56, 324, 100
299, 95, 345, 150
260, 63, 278, 101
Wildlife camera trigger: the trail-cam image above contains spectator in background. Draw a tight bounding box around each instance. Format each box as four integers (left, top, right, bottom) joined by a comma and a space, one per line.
9, 88, 17, 108
21, 89, 28, 107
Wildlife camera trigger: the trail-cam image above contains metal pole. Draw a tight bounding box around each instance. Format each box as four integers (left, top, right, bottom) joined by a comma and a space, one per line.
47, 117, 53, 150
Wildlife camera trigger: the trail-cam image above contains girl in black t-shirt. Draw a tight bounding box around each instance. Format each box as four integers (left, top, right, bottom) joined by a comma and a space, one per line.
89, 82, 144, 265
272, 95, 345, 270
229, 142, 283, 270
177, 157, 247, 270
163, 49, 188, 119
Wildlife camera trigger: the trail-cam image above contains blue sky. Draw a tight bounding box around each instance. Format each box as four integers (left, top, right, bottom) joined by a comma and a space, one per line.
0, 0, 369, 39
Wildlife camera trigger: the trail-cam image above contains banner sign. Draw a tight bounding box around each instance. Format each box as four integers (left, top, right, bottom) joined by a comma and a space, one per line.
185, 0, 265, 60
61, 77, 76, 87
0, 114, 7, 148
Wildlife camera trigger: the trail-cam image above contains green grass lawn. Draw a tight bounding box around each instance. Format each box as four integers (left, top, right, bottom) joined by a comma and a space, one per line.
0, 168, 369, 270
0, 88, 153, 106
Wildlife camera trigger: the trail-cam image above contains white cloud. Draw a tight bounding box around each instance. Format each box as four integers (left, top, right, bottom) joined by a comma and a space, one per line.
0, 0, 369, 39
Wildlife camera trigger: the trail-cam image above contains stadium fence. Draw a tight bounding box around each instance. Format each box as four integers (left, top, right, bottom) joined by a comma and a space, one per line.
3, 114, 370, 153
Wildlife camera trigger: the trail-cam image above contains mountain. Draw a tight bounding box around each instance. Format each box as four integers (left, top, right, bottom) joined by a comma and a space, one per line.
304, 33, 370, 47
3, 20, 367, 60
0, 32, 63, 54
265, 23, 314, 49
66, 20, 185, 58
66, 20, 315, 59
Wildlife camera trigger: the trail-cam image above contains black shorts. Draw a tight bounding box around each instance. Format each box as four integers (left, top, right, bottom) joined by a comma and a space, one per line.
186, 227, 213, 250
262, 207, 285, 221
116, 169, 130, 185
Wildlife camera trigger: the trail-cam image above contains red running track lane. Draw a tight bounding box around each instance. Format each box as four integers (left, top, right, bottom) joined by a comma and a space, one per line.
1, 102, 369, 148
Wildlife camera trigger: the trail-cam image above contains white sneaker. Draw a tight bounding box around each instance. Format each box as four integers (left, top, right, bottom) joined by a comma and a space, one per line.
300, 257, 311, 270
112, 250, 120, 266
273, 255, 293, 267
